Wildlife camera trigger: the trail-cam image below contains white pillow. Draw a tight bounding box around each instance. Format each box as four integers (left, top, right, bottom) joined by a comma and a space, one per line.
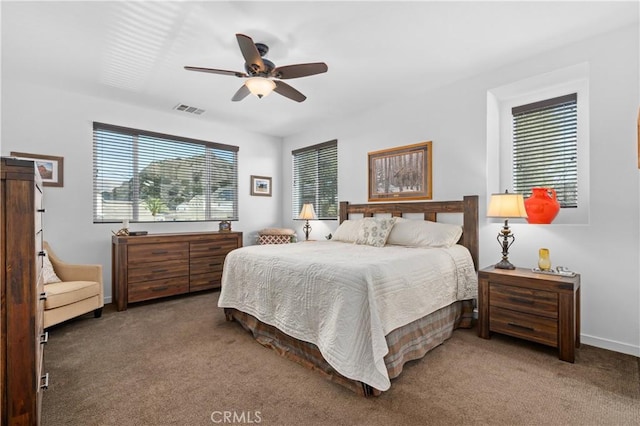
42, 251, 62, 284
332, 219, 363, 243
355, 217, 397, 248
386, 218, 462, 248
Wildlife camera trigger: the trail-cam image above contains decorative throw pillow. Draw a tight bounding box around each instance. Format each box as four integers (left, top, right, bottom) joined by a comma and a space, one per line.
386, 219, 463, 248
332, 219, 363, 243
355, 217, 397, 247
42, 251, 62, 284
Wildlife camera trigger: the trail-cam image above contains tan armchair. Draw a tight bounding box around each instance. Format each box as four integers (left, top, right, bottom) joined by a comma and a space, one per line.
43, 242, 104, 328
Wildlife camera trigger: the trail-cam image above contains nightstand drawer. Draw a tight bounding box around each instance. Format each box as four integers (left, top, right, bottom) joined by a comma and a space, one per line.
490, 306, 557, 347
490, 283, 558, 318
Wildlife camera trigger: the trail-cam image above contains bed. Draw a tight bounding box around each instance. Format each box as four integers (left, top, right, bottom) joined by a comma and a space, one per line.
219, 196, 479, 396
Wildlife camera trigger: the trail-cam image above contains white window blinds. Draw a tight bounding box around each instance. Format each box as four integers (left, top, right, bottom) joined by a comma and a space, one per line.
93, 122, 238, 223
512, 93, 578, 208
292, 140, 338, 220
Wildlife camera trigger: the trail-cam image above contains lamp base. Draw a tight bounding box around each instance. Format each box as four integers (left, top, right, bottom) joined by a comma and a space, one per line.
494, 258, 516, 270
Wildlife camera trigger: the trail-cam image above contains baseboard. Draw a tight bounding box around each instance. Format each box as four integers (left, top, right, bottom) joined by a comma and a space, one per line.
581, 334, 640, 357
104, 295, 112, 305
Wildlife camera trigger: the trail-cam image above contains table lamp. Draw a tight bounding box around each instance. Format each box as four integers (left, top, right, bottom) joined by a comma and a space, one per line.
487, 191, 528, 269
298, 203, 317, 241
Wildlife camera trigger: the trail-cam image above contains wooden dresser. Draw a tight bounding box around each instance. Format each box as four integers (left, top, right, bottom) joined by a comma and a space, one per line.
1, 157, 47, 424
478, 266, 580, 362
112, 232, 242, 311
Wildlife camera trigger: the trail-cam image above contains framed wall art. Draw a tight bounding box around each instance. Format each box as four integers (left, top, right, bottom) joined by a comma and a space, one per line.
250, 175, 272, 197
10, 152, 64, 187
368, 141, 432, 202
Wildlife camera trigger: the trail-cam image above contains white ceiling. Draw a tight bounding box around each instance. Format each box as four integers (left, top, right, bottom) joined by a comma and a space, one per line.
2, 1, 638, 138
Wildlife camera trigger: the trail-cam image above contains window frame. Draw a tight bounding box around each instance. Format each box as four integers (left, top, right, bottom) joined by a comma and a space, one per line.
291, 139, 338, 220
92, 122, 239, 224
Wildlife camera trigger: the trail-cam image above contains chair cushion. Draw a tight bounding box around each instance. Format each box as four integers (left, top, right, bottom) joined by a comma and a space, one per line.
44, 280, 101, 310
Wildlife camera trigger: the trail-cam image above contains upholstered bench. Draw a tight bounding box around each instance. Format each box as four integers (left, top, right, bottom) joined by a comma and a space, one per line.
258, 228, 296, 245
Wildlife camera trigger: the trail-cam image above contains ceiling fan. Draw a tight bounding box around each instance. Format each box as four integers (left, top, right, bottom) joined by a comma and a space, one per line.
185, 33, 328, 103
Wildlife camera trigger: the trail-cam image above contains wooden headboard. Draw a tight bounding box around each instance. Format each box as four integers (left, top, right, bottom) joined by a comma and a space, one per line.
339, 195, 479, 271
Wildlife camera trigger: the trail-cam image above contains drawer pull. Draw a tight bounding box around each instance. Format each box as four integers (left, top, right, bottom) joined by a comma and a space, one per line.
40, 332, 49, 344
37, 208, 46, 213
152, 269, 168, 274
38, 251, 46, 257
151, 286, 169, 292
508, 297, 535, 305
209, 263, 222, 267
40, 373, 49, 390
208, 246, 222, 250
151, 250, 168, 255
507, 322, 535, 332
39, 292, 47, 301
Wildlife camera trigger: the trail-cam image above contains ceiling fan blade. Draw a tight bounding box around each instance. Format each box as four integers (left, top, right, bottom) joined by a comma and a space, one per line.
273, 81, 306, 103
236, 33, 265, 74
184, 66, 247, 78
272, 62, 328, 80
231, 84, 250, 102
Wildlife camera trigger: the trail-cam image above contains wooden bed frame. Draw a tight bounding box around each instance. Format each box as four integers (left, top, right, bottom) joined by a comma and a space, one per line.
339, 195, 479, 271
224, 195, 479, 396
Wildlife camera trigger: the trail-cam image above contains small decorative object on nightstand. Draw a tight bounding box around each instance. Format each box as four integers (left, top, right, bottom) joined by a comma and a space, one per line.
487, 190, 528, 270
538, 248, 551, 271
219, 220, 232, 232
478, 266, 580, 362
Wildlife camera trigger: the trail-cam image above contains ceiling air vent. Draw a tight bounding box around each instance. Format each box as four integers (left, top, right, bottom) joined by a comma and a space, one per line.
173, 104, 205, 115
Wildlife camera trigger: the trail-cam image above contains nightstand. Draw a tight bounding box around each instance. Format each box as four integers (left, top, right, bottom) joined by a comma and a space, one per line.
478, 266, 580, 362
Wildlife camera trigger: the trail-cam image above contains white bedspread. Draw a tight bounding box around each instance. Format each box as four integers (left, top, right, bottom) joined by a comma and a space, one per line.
218, 240, 477, 391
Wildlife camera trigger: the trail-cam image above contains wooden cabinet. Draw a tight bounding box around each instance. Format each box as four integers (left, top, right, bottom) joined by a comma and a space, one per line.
478, 266, 580, 362
1, 157, 47, 424
112, 232, 242, 311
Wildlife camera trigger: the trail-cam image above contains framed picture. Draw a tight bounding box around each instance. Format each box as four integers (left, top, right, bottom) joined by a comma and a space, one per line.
250, 175, 272, 197
10, 152, 64, 187
219, 220, 232, 232
368, 141, 432, 202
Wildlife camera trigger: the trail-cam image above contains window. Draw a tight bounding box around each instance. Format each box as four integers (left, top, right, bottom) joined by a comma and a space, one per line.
512, 93, 578, 208
487, 63, 589, 224
93, 122, 238, 223
292, 140, 338, 219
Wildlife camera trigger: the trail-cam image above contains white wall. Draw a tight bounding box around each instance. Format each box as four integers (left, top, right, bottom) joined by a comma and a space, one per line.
1, 81, 283, 303
282, 25, 640, 356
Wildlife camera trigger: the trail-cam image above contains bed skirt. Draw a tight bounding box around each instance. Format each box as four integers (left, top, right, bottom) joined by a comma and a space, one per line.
223, 299, 474, 396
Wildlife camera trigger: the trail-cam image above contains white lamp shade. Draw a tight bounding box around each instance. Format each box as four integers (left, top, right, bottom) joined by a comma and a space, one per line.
245, 77, 276, 98
298, 203, 317, 220
487, 192, 528, 218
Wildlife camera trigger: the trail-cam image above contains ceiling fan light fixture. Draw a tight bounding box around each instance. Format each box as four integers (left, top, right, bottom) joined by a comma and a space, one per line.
245, 77, 276, 98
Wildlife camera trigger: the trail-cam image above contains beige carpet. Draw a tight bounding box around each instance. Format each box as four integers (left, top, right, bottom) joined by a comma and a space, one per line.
42, 291, 639, 426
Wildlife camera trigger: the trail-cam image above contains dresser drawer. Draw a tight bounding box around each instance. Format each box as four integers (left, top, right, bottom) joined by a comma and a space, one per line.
128, 276, 189, 302
128, 242, 188, 263
490, 283, 558, 318
490, 306, 558, 347
190, 271, 223, 292
191, 239, 238, 257
190, 255, 226, 275
128, 259, 189, 283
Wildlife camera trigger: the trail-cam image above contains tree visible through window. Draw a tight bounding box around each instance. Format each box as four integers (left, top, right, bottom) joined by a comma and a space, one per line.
512, 93, 578, 208
292, 140, 338, 219
93, 122, 238, 223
